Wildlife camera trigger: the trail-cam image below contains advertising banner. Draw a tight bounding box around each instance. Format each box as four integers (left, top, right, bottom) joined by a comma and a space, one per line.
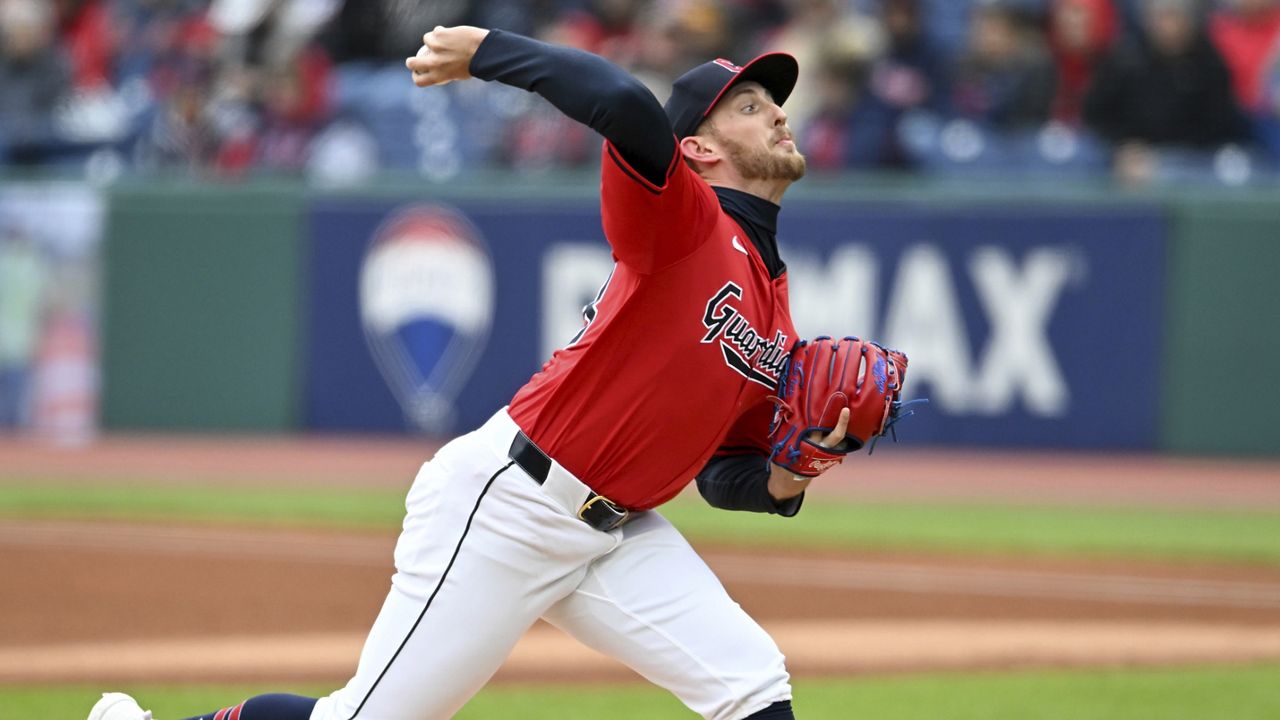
778, 203, 1165, 449
305, 199, 604, 434
305, 198, 1164, 449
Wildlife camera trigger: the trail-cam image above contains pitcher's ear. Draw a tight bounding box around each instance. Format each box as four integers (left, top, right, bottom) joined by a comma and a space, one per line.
679, 134, 718, 164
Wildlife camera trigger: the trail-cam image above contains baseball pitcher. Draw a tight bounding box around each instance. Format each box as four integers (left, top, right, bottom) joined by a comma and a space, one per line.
90, 23, 912, 720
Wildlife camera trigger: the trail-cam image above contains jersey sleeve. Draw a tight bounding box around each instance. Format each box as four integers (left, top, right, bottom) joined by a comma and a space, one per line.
695, 399, 804, 516
470, 30, 676, 185
599, 139, 721, 274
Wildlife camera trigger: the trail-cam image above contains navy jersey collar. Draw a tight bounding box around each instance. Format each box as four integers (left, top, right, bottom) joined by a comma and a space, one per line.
713, 186, 785, 278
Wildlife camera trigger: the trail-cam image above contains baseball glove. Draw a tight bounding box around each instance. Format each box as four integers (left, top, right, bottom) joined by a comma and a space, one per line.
768, 336, 914, 476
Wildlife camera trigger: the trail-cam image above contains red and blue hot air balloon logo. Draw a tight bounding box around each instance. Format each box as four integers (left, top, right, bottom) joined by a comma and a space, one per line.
359, 205, 494, 433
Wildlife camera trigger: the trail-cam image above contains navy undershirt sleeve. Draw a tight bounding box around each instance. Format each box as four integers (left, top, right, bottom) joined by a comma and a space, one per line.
696, 454, 804, 516
468, 29, 675, 186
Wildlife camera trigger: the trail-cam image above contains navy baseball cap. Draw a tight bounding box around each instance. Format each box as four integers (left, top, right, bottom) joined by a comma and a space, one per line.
664, 53, 799, 140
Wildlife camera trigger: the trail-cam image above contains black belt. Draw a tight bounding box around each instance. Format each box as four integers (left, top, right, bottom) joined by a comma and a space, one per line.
508, 430, 632, 532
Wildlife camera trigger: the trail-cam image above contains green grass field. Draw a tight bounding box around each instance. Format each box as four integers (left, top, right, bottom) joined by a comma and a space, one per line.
8, 665, 1280, 719
2, 480, 1279, 565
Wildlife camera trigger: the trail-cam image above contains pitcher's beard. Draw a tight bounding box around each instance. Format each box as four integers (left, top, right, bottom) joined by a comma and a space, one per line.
715, 132, 807, 182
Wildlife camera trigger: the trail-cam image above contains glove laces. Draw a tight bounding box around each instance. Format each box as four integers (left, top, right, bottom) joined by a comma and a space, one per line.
868, 398, 929, 454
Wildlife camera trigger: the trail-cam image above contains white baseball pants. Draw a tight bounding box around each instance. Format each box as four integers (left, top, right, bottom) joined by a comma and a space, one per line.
309, 408, 791, 720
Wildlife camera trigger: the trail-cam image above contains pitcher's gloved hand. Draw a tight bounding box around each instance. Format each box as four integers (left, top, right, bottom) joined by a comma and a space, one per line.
768, 337, 911, 477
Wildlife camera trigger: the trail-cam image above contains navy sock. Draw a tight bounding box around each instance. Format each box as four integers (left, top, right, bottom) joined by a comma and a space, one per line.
744, 699, 795, 719
181, 694, 318, 720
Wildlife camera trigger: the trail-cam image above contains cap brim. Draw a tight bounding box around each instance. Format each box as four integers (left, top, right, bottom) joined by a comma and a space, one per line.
701, 53, 799, 122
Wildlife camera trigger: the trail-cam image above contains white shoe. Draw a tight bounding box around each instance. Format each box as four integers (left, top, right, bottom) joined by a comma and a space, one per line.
88, 693, 154, 720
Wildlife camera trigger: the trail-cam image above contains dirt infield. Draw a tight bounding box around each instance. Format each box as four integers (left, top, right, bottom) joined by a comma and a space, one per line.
4, 520, 1280, 684
3, 436, 1280, 685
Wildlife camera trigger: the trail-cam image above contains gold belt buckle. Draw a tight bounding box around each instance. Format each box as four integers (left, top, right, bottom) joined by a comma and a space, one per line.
578, 493, 630, 531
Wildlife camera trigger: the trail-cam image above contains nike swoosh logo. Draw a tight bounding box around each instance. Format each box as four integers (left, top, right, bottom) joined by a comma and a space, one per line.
731, 235, 748, 255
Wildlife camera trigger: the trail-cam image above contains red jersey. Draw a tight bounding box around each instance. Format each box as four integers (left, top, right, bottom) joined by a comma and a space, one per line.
508, 142, 797, 509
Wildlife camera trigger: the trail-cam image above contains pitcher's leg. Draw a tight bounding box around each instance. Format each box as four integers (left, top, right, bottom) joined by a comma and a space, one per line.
179, 695, 317, 720
543, 512, 791, 720
312, 570, 539, 720
314, 432, 612, 720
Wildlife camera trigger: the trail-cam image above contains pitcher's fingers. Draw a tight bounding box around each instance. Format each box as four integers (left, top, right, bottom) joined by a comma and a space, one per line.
405, 48, 431, 72
824, 408, 850, 447
423, 25, 446, 49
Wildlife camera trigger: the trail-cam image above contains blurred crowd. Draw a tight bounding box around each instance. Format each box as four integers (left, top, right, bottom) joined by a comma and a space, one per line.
2, 0, 1279, 186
